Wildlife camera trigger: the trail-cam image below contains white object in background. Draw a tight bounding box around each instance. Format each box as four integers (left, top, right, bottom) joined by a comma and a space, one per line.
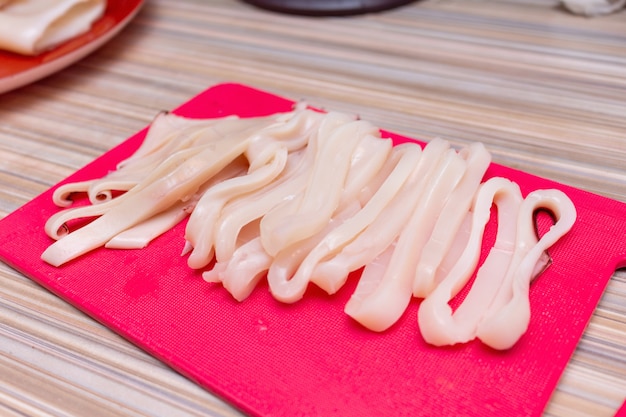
0, 0, 106, 55
561, 0, 626, 16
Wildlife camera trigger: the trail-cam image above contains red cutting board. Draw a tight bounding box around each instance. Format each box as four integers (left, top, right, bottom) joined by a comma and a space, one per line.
1, 83, 625, 417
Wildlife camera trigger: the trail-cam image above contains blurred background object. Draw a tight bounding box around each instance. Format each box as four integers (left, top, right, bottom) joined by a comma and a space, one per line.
240, 0, 417, 15
560, 0, 626, 15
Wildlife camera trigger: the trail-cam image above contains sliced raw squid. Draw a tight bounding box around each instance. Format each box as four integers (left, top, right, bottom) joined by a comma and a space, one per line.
267, 202, 362, 303
185, 147, 289, 269
0, 0, 106, 55
476, 189, 576, 350
200, 108, 328, 265
105, 200, 192, 249
417, 177, 524, 346
413, 142, 492, 298
204, 236, 273, 302
213, 145, 315, 263
310, 138, 449, 296
288, 143, 419, 298
259, 115, 377, 257
345, 144, 467, 332
42, 129, 256, 266
40, 106, 577, 350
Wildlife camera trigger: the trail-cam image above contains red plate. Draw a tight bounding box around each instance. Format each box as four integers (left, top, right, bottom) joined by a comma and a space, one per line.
1, 83, 625, 417
0, 0, 144, 94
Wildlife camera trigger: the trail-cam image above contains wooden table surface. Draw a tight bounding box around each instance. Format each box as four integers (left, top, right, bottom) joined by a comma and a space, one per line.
0, 0, 624, 416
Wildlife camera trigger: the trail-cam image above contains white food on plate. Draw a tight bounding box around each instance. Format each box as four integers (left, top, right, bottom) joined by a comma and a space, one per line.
0, 0, 106, 55
40, 106, 577, 350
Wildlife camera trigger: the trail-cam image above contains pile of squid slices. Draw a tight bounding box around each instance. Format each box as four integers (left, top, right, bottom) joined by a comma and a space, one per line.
41, 105, 576, 350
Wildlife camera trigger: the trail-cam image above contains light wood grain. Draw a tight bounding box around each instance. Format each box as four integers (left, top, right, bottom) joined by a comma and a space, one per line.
0, 0, 624, 416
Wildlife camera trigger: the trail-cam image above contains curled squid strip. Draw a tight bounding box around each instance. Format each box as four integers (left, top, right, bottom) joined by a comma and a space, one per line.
51, 172, 145, 207
45, 193, 127, 240
417, 177, 523, 346
204, 237, 273, 302
476, 189, 576, 350
52, 180, 102, 207
85, 181, 136, 204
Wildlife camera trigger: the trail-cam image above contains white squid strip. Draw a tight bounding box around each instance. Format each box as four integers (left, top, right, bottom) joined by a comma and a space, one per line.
185, 147, 289, 269
244, 108, 324, 171
476, 189, 576, 350
104, 200, 191, 249
287, 144, 421, 296
417, 177, 523, 346
205, 237, 273, 302
105, 158, 249, 250
86, 115, 281, 206
338, 135, 392, 208
45, 192, 127, 240
213, 146, 313, 263
413, 142, 492, 297
117, 112, 272, 171
193, 110, 323, 269
351, 141, 407, 209
260, 116, 375, 257
267, 201, 361, 303
345, 147, 466, 332
435, 211, 473, 281
52, 180, 103, 207
44, 144, 223, 241
51, 177, 140, 208
57, 114, 249, 206
116, 112, 231, 168
347, 240, 396, 316
310, 138, 449, 295
86, 180, 140, 205
41, 132, 254, 267
180, 155, 250, 253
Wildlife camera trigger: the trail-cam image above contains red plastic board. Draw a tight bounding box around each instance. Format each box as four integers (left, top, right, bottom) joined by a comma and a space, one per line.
1, 83, 625, 417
